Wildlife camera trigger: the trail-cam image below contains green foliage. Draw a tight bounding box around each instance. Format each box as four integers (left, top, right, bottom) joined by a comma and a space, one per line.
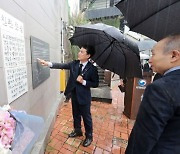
91, 16, 121, 28
69, 12, 90, 26
71, 45, 79, 60
69, 12, 90, 60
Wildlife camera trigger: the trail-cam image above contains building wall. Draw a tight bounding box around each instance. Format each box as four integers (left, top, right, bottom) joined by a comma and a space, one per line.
0, 0, 69, 115
0, 0, 69, 152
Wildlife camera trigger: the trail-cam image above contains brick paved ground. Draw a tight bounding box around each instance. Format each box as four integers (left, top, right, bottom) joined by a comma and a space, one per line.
45, 86, 135, 154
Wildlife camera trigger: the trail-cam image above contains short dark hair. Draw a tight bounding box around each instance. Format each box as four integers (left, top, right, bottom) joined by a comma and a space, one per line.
81, 45, 95, 58
163, 34, 180, 53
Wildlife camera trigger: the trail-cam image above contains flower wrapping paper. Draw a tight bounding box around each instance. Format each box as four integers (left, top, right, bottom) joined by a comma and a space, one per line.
0, 106, 44, 154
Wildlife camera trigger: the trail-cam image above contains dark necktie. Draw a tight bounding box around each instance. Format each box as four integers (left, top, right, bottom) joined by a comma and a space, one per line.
78, 64, 83, 75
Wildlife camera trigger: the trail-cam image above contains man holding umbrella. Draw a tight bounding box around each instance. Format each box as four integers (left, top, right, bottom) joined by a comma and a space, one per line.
126, 34, 180, 154
38, 45, 99, 147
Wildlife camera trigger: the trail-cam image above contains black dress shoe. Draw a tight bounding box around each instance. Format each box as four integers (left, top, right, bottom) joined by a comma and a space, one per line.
68, 130, 83, 137
82, 138, 93, 147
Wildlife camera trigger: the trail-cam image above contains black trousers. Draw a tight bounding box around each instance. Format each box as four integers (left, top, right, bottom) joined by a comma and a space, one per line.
71, 90, 92, 138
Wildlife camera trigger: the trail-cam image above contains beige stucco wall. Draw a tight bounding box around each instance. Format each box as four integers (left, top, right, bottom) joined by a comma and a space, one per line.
0, 0, 69, 153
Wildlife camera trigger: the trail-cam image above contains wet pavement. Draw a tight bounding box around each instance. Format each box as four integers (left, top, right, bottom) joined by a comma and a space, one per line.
45, 86, 135, 154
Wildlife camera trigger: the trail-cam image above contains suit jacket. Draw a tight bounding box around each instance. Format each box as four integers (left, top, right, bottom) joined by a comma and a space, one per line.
51, 60, 99, 105
153, 73, 163, 82
126, 69, 180, 154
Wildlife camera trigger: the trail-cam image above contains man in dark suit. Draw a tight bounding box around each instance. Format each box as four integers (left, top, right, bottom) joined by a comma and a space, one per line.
143, 59, 150, 72
63, 79, 71, 103
38, 45, 99, 147
143, 59, 152, 72
152, 72, 163, 82
126, 34, 180, 154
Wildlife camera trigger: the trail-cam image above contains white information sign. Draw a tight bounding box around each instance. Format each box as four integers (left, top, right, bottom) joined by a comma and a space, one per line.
0, 8, 28, 103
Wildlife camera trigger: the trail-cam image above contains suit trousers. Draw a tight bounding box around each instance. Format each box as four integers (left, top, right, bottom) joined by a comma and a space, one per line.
71, 89, 93, 138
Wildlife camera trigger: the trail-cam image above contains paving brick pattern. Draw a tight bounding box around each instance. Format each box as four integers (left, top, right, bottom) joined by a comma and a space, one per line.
45, 87, 135, 154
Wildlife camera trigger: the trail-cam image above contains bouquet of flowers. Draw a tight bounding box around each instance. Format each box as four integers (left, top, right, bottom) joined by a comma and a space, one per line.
0, 105, 15, 154
0, 105, 44, 154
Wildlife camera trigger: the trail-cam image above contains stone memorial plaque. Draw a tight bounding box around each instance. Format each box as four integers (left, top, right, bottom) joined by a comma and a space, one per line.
30, 36, 50, 89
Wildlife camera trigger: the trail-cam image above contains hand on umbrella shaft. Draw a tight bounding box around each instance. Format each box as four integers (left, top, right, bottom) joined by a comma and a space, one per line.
76, 75, 83, 84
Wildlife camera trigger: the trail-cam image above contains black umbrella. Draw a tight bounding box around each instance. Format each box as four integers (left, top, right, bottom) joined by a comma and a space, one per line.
116, 0, 180, 41
69, 23, 142, 78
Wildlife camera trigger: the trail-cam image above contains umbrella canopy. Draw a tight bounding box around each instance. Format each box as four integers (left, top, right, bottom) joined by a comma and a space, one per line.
116, 0, 180, 41
69, 23, 142, 78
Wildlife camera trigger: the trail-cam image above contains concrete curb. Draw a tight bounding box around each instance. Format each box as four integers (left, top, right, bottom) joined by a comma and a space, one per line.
31, 93, 64, 154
